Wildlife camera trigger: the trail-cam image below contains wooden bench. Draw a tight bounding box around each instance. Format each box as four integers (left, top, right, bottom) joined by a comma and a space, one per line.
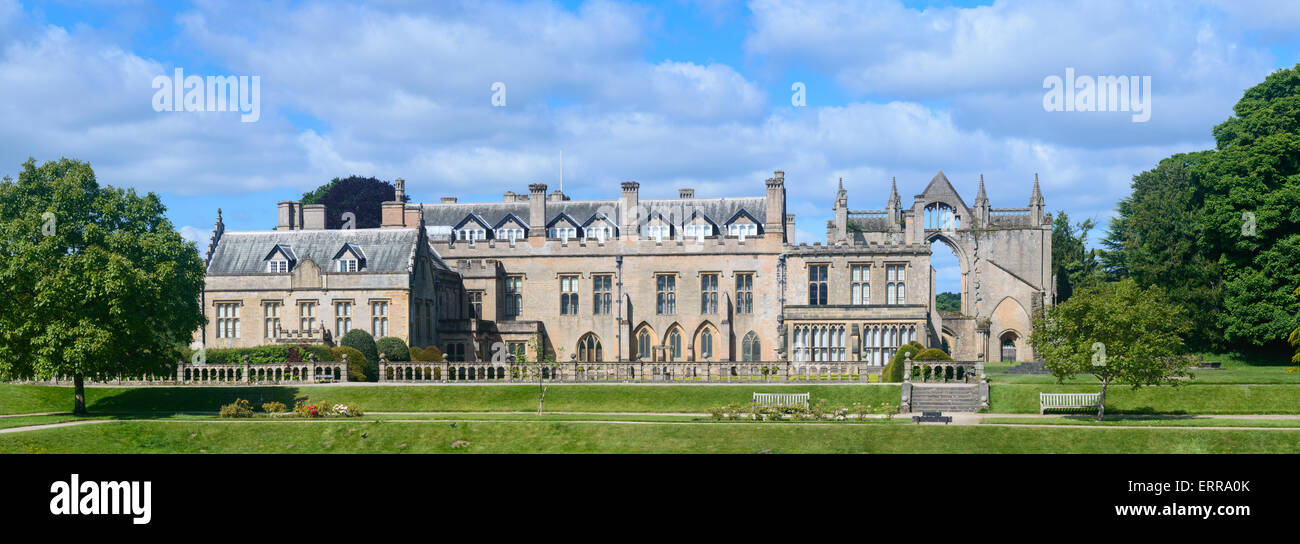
1039, 393, 1101, 414
753, 392, 809, 409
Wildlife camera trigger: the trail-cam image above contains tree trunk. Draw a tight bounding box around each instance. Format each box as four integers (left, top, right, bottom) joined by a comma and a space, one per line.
73, 374, 87, 415
1096, 380, 1108, 422
537, 375, 546, 415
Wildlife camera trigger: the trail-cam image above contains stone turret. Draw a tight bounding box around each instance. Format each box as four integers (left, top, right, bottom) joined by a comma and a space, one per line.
973, 174, 990, 226
1029, 173, 1045, 225
885, 177, 902, 228
832, 178, 848, 243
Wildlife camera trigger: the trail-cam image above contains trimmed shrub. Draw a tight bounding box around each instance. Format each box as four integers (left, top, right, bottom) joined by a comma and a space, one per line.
376, 336, 410, 362
331, 346, 369, 382
261, 401, 287, 413
881, 342, 925, 383
340, 329, 379, 381
411, 346, 445, 362
182, 344, 332, 365
219, 398, 253, 418
914, 348, 953, 361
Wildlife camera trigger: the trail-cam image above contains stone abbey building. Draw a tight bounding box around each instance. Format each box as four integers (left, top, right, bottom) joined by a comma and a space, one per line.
196, 170, 1052, 366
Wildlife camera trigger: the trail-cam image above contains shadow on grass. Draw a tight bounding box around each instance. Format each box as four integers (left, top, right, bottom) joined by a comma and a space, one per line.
88, 386, 310, 413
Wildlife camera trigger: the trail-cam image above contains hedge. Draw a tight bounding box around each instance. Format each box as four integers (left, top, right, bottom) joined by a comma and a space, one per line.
340, 330, 379, 381
330, 346, 370, 381
376, 337, 410, 362
881, 341, 925, 383
182, 344, 333, 365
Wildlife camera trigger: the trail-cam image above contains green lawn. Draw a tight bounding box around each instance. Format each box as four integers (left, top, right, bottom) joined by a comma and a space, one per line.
0, 383, 900, 415
989, 384, 1300, 414
981, 417, 1300, 428
4, 419, 1300, 453
985, 353, 1300, 384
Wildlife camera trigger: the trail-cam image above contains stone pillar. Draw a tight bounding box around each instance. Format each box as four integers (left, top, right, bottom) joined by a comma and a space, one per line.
900, 382, 912, 413
903, 353, 912, 383
241, 355, 250, 383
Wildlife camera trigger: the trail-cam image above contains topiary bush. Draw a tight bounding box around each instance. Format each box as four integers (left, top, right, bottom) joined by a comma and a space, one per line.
330, 346, 369, 382
914, 348, 953, 361
411, 345, 445, 362
340, 329, 379, 381
881, 341, 925, 383
376, 336, 410, 362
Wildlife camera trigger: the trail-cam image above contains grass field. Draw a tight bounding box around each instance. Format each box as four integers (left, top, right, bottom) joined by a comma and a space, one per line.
989, 384, 1300, 414
980, 417, 1300, 428
984, 353, 1300, 384
0, 383, 901, 415
4, 419, 1300, 453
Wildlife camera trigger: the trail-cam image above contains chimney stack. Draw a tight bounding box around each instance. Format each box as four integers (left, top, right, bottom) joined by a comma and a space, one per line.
529, 183, 548, 237
679, 188, 694, 199
620, 181, 640, 238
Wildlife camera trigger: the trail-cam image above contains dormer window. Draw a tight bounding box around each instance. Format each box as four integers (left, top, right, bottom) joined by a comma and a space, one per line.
332, 243, 366, 272
728, 223, 758, 236
546, 213, 581, 241
644, 224, 670, 240
456, 228, 486, 241
683, 224, 713, 238
496, 227, 525, 241
263, 244, 296, 273
547, 226, 577, 239
585, 225, 613, 241
453, 214, 492, 242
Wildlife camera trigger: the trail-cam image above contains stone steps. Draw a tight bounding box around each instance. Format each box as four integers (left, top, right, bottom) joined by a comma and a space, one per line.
910, 385, 981, 413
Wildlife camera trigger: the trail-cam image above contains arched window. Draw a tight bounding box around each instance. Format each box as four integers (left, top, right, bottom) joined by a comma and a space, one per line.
667, 329, 682, 361
637, 328, 652, 361
1001, 333, 1018, 362
700, 329, 713, 360
742, 331, 760, 361
578, 333, 603, 362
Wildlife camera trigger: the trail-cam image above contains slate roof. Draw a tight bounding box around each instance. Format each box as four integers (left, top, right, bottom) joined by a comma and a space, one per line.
207, 227, 438, 275
420, 196, 765, 232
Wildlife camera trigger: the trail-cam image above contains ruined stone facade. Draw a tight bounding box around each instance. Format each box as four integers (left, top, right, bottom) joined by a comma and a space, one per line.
197, 170, 1051, 365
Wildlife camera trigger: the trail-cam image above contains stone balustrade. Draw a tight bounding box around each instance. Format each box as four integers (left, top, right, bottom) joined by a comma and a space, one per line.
380, 361, 883, 383
902, 354, 984, 384
175, 361, 347, 385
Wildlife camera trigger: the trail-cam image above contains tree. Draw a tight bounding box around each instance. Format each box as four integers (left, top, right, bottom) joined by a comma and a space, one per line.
1051, 211, 1104, 303
300, 175, 407, 229
375, 336, 410, 362
1029, 279, 1194, 421
1099, 65, 1300, 356
935, 292, 960, 313
1197, 65, 1300, 356
339, 329, 379, 381
1100, 152, 1223, 351
509, 335, 560, 414
0, 158, 205, 414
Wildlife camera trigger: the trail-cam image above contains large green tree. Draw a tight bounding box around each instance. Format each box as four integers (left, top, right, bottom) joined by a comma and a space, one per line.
1050, 210, 1103, 303
1100, 152, 1223, 351
0, 158, 205, 413
1101, 64, 1300, 356
1030, 279, 1194, 420
301, 175, 407, 229
1198, 66, 1300, 355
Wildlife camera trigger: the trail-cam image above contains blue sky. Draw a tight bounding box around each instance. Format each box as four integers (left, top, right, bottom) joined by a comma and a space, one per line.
2, 0, 1299, 293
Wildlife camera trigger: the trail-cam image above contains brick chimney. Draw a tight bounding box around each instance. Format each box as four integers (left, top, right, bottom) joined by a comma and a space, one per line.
528, 183, 548, 237
303, 204, 327, 230
620, 181, 640, 238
